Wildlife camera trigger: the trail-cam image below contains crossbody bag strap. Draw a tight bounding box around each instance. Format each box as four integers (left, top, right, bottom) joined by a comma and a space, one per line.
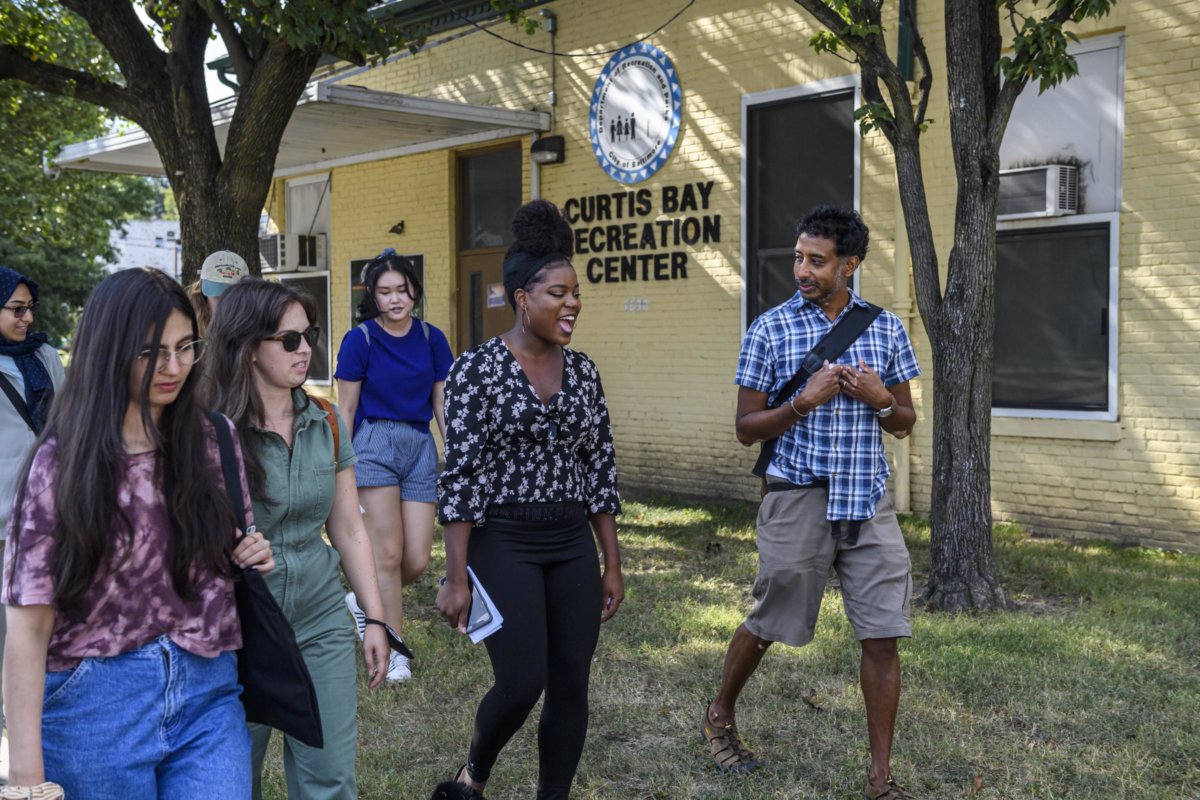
210, 412, 248, 534
752, 302, 884, 481
0, 373, 36, 433
768, 302, 884, 409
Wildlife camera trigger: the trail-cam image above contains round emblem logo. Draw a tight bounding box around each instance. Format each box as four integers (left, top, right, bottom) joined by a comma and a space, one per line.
589, 44, 682, 184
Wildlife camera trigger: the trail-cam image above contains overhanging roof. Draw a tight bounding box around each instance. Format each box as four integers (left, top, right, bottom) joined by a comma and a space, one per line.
55, 82, 549, 178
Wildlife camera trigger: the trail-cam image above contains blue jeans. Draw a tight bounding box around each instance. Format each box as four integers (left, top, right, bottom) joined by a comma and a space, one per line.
42, 635, 251, 800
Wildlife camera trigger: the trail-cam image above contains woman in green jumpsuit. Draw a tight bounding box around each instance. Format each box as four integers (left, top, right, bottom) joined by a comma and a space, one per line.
206, 278, 390, 799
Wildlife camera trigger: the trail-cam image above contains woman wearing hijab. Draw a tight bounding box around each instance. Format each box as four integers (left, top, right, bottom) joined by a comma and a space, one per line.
0, 266, 64, 688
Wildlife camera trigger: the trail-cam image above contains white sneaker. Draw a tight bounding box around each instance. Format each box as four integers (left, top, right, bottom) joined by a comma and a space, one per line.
344, 592, 366, 641
386, 650, 412, 683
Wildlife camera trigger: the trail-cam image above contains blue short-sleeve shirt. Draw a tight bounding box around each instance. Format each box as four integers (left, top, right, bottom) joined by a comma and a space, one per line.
736, 289, 921, 521
334, 318, 453, 431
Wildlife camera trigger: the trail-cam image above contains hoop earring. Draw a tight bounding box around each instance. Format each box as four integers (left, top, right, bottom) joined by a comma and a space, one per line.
521, 306, 529, 335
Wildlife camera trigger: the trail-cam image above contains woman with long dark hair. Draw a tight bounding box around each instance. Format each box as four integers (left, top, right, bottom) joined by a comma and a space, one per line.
433, 201, 624, 800
0, 266, 65, 692
206, 278, 389, 800
336, 249, 452, 682
2, 267, 274, 799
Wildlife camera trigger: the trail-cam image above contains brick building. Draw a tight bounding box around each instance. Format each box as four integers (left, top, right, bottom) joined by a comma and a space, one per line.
59, 1, 1200, 550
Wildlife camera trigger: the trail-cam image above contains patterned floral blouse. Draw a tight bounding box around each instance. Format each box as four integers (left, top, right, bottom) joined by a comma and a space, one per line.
437, 336, 620, 525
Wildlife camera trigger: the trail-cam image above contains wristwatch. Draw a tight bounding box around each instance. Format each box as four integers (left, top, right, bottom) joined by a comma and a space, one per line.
876, 396, 897, 418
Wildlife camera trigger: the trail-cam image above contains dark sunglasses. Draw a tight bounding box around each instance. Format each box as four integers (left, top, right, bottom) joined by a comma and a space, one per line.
264, 326, 320, 352
2, 301, 39, 319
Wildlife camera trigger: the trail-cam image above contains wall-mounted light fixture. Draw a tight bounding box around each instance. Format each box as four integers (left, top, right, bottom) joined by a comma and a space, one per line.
388, 220, 405, 235
531, 135, 565, 165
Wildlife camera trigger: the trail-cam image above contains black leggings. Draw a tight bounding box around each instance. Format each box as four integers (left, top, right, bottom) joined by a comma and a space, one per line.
465, 512, 601, 800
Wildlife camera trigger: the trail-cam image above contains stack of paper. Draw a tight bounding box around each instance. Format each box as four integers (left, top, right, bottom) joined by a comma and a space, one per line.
466, 565, 504, 644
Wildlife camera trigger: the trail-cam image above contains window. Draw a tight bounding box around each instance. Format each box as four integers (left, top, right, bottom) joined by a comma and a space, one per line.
742, 79, 858, 324
460, 148, 521, 250
994, 36, 1123, 421
278, 272, 331, 385
994, 215, 1117, 415
286, 174, 331, 236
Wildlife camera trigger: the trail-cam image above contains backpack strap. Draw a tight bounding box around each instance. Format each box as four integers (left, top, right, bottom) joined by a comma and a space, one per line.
310, 395, 340, 468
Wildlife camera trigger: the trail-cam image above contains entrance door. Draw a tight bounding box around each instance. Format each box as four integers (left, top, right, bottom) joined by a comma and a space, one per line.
457, 247, 510, 350
456, 145, 523, 352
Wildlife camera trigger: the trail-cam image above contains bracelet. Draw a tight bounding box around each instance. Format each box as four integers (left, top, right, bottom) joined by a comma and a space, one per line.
789, 396, 809, 418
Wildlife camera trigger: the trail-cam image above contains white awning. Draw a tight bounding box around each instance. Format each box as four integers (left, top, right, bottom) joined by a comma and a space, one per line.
55, 81, 549, 178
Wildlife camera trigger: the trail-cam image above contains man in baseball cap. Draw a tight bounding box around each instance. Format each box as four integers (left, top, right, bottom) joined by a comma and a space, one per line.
200, 250, 250, 298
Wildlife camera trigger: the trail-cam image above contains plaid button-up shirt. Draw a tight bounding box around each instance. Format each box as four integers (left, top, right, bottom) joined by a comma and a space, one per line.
736, 290, 921, 521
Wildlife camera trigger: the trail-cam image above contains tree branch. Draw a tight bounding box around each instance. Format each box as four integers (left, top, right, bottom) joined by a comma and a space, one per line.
59, 0, 166, 94
205, 2, 255, 85
986, 1, 1082, 151
220, 37, 321, 212
0, 44, 142, 123
861, 74, 897, 147
902, 0, 932, 128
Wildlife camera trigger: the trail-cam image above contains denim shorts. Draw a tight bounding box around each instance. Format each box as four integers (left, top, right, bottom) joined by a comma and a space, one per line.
353, 418, 439, 501
41, 636, 251, 800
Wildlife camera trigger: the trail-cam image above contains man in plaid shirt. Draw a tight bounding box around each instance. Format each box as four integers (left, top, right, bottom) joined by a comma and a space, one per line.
702, 206, 921, 800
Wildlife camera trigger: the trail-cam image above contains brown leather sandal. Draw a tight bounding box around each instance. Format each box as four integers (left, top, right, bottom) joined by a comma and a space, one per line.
864, 775, 916, 799
701, 705, 760, 772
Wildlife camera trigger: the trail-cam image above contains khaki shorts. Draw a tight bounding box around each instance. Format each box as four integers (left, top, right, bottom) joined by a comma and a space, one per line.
744, 483, 912, 647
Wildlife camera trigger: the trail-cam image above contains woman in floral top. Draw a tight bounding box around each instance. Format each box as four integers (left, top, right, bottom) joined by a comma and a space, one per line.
2, 268, 274, 799
434, 200, 623, 800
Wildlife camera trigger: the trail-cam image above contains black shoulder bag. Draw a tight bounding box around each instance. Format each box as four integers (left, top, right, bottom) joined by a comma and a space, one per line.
210, 413, 325, 749
751, 302, 884, 479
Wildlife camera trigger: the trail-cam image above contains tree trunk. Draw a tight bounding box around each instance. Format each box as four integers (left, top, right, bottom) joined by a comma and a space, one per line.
924, 216, 1010, 611
156, 39, 321, 285
920, 1, 1012, 611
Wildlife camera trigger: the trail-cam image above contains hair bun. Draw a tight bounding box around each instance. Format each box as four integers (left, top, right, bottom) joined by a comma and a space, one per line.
510, 200, 574, 258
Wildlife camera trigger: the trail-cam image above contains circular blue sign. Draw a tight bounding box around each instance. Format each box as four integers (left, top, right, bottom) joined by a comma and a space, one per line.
589, 44, 683, 184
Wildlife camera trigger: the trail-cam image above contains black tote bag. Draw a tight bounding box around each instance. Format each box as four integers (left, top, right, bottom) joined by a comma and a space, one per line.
211, 413, 324, 749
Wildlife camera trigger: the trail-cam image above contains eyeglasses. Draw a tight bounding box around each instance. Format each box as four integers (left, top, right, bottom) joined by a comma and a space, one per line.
137, 340, 205, 371
264, 326, 320, 352
3, 302, 39, 319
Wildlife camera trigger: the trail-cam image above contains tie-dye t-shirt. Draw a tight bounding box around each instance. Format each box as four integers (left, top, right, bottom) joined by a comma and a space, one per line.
1, 416, 253, 671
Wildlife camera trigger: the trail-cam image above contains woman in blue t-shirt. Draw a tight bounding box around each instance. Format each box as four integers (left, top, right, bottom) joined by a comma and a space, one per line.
335, 250, 453, 682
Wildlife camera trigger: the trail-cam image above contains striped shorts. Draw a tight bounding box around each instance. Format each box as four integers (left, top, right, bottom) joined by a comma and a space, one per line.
352, 419, 439, 502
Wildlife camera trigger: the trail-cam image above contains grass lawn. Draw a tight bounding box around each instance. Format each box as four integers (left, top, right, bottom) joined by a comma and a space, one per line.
259, 497, 1200, 799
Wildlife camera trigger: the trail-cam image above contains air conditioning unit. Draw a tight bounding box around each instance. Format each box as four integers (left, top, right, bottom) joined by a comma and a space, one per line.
259, 233, 327, 273
997, 164, 1079, 221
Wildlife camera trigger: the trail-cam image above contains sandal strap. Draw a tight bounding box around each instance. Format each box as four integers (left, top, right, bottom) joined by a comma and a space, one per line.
865, 776, 916, 800
702, 715, 758, 770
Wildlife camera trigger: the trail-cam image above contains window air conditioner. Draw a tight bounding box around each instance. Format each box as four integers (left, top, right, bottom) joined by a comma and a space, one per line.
258, 233, 327, 273
997, 165, 1079, 221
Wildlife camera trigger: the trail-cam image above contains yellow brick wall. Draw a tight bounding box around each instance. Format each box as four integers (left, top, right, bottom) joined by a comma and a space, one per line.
306, 0, 1199, 550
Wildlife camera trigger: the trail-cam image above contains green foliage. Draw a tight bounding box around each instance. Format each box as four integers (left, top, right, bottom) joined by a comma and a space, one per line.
996, 1, 1116, 93
0, 2, 118, 78
853, 100, 894, 136
0, 9, 156, 344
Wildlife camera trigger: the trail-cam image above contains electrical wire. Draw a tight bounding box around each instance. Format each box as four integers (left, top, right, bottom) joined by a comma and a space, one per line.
429, 0, 695, 57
